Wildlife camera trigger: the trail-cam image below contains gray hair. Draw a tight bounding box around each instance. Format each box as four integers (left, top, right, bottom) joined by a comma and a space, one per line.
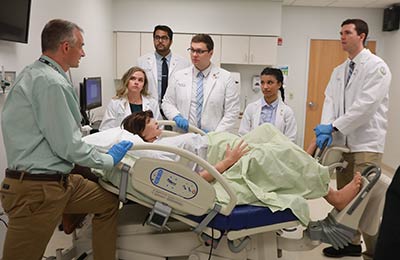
41, 19, 83, 53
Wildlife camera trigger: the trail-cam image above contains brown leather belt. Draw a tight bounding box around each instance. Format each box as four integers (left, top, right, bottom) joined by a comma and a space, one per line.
5, 169, 68, 182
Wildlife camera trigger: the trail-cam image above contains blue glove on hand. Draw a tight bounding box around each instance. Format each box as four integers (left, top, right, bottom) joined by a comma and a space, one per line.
107, 140, 133, 165
201, 129, 209, 134
316, 134, 332, 149
314, 124, 333, 137
173, 115, 189, 132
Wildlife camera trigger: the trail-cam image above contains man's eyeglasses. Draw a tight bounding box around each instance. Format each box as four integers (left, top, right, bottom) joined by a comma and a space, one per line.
187, 48, 209, 55
154, 35, 170, 42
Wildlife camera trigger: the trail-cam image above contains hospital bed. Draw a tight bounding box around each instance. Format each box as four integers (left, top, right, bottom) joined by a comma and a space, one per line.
54, 122, 388, 260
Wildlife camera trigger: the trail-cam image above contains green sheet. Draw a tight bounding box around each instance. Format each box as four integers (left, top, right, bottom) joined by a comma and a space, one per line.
93, 124, 330, 226
207, 124, 330, 225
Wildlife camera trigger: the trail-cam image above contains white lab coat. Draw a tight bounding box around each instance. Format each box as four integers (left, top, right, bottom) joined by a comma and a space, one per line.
99, 95, 161, 131
238, 98, 297, 142
137, 52, 190, 101
321, 48, 391, 153
162, 64, 240, 133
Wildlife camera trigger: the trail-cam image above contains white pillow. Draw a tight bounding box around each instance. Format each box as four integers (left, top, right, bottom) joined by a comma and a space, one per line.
83, 127, 144, 150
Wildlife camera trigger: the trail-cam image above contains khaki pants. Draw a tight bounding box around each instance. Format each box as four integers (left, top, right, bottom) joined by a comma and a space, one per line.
338, 152, 382, 253
0, 174, 119, 260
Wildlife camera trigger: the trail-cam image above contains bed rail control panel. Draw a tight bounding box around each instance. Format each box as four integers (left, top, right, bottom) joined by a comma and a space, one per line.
151, 168, 198, 199
132, 157, 216, 216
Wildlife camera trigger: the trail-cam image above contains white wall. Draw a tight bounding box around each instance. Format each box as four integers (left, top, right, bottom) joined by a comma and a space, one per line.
382, 30, 400, 170
112, 0, 282, 36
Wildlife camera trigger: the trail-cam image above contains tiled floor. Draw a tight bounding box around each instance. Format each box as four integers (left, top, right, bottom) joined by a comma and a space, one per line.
45, 177, 382, 260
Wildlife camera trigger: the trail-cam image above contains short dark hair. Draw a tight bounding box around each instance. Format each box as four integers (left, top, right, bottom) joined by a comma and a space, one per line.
341, 19, 369, 45
41, 19, 83, 53
261, 67, 285, 102
153, 25, 173, 41
191, 34, 214, 51
121, 110, 154, 139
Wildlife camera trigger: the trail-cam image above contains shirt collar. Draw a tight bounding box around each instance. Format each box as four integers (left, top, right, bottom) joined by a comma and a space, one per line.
39, 55, 69, 82
155, 51, 172, 62
193, 63, 212, 78
261, 97, 279, 108
349, 48, 367, 65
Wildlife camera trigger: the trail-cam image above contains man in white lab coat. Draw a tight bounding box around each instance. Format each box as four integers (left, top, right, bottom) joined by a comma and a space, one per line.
162, 34, 240, 133
137, 25, 190, 114
313, 19, 391, 258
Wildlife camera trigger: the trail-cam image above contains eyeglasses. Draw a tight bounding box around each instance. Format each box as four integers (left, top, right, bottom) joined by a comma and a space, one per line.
154, 35, 170, 42
187, 48, 209, 55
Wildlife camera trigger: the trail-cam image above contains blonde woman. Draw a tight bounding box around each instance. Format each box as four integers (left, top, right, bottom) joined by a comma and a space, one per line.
99, 66, 161, 131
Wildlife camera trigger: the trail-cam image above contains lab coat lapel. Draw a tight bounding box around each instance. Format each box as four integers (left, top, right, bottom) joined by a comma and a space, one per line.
183, 69, 193, 115
254, 99, 262, 127
148, 55, 158, 85
169, 55, 179, 76
275, 100, 285, 131
337, 65, 346, 117
203, 67, 218, 105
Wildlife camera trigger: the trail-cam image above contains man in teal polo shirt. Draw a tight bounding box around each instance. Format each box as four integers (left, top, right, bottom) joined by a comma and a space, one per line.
0, 19, 132, 260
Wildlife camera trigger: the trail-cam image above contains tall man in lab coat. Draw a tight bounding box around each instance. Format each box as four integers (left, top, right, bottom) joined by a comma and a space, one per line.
137, 25, 190, 114
162, 34, 240, 133
313, 19, 391, 258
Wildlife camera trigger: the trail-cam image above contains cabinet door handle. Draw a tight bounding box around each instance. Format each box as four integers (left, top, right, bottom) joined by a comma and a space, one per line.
244, 53, 248, 63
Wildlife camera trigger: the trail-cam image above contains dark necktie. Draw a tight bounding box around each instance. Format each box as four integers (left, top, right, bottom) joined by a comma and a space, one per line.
346, 61, 355, 86
161, 57, 169, 100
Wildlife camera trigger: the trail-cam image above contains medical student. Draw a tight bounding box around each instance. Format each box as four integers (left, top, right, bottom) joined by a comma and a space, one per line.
137, 25, 190, 115
162, 34, 240, 133
313, 19, 391, 258
0, 19, 132, 260
99, 66, 161, 131
238, 67, 297, 142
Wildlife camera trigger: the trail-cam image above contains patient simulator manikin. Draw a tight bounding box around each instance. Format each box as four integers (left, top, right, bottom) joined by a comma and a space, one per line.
121, 110, 361, 220
57, 110, 385, 260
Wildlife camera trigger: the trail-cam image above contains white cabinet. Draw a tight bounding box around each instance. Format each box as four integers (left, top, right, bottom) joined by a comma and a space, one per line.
114, 32, 141, 79
209, 34, 221, 67
221, 36, 277, 65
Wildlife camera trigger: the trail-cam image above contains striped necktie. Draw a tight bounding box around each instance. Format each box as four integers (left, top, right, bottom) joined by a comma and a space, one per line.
196, 72, 204, 128
346, 61, 355, 86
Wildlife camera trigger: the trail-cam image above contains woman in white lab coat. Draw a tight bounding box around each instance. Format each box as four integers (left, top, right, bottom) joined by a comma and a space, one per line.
238, 67, 297, 142
99, 66, 161, 131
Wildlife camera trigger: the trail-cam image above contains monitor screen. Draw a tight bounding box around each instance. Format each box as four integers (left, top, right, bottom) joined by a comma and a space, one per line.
81, 77, 102, 111
0, 0, 32, 43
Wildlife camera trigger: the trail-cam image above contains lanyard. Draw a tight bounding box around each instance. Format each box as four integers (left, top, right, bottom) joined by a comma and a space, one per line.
38, 57, 62, 75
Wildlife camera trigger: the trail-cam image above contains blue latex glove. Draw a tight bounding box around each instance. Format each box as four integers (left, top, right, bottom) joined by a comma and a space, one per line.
107, 140, 133, 165
201, 129, 209, 134
173, 115, 189, 132
314, 124, 333, 137
316, 134, 332, 149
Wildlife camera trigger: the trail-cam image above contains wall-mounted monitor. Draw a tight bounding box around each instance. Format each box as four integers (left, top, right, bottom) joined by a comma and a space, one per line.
0, 0, 32, 43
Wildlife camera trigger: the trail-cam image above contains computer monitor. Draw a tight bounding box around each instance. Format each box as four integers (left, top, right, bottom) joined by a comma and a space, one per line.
80, 77, 102, 111
80, 77, 102, 125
